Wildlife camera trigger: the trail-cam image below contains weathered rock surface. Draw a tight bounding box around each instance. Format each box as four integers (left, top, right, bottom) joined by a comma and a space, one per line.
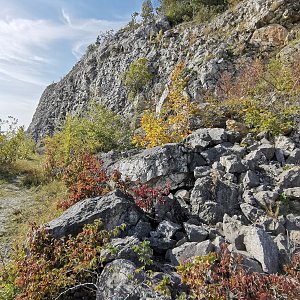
47, 190, 147, 239
243, 227, 279, 274
29, 0, 300, 140
166, 240, 214, 266
96, 259, 171, 300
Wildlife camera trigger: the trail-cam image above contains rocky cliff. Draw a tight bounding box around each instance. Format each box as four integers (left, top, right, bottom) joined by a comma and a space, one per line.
28, 0, 300, 140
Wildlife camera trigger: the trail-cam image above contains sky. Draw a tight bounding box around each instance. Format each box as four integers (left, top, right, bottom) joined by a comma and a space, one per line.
0, 0, 155, 129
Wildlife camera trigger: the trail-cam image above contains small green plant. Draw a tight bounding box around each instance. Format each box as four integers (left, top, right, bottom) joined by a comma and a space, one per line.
154, 275, 171, 296
157, 29, 163, 43
132, 240, 153, 267
279, 192, 290, 216
122, 58, 153, 97
86, 43, 96, 53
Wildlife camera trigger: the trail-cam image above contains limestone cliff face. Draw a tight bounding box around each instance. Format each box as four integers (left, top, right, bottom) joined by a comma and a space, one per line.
28, 0, 300, 140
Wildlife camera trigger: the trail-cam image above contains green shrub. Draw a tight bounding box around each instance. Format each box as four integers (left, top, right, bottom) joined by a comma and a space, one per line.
141, 0, 154, 22
160, 0, 227, 25
199, 58, 300, 135
122, 58, 153, 97
0, 118, 35, 167
44, 102, 132, 178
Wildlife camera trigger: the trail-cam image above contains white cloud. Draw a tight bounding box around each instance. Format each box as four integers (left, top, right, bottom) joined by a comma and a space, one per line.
0, 15, 125, 81
0, 8, 126, 127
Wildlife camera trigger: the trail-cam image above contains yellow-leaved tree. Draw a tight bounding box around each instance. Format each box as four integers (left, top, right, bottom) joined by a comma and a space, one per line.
132, 63, 198, 148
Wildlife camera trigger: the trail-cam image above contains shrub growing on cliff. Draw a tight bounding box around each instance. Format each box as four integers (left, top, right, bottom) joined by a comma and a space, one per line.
132, 63, 198, 148
199, 58, 300, 135
141, 0, 154, 22
122, 57, 153, 98
160, 0, 227, 25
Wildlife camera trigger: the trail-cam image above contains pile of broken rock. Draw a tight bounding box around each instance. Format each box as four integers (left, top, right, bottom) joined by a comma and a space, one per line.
47, 128, 300, 299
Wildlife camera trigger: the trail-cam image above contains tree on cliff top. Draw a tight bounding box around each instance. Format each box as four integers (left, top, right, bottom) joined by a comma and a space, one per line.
141, 0, 154, 22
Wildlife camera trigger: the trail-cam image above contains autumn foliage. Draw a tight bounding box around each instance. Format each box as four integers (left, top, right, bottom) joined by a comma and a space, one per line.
133, 63, 198, 148
130, 182, 170, 212
58, 153, 109, 209
178, 244, 300, 300
201, 58, 300, 135
14, 220, 124, 300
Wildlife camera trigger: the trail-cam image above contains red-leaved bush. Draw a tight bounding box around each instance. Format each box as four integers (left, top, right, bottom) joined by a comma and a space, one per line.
130, 183, 170, 212
178, 244, 300, 300
58, 153, 109, 209
14, 220, 120, 300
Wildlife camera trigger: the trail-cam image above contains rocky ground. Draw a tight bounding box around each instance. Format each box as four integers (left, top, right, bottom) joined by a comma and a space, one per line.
46, 128, 300, 299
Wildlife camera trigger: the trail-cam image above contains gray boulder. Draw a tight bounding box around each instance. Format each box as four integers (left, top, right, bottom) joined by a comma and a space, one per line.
194, 166, 211, 179
243, 226, 279, 274
286, 149, 300, 165
156, 220, 182, 239
240, 203, 265, 223
108, 144, 190, 188
278, 167, 300, 188
47, 190, 146, 239
190, 174, 240, 224
220, 155, 247, 173
166, 240, 214, 266
96, 259, 171, 300
242, 170, 260, 189
257, 144, 275, 160
183, 223, 208, 242
184, 128, 228, 151
275, 136, 295, 156
223, 214, 245, 251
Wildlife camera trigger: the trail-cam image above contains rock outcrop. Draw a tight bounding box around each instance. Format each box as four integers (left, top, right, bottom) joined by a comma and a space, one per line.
28, 0, 300, 140
47, 129, 300, 298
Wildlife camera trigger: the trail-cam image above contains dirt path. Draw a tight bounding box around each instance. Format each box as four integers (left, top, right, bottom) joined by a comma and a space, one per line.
0, 179, 36, 258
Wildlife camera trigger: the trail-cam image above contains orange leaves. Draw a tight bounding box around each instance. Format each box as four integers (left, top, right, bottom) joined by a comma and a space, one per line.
133, 63, 198, 148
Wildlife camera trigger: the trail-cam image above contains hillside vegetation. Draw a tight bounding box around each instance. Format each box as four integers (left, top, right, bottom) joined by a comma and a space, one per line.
1, 0, 300, 299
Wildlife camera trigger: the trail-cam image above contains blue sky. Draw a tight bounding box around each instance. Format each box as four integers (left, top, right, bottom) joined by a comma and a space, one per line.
0, 0, 156, 128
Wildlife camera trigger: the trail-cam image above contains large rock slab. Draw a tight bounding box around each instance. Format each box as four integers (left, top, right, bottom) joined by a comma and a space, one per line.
184, 128, 228, 151
47, 190, 146, 239
108, 144, 192, 188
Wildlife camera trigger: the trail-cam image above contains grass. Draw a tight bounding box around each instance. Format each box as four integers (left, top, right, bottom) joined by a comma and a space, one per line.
0, 156, 66, 260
